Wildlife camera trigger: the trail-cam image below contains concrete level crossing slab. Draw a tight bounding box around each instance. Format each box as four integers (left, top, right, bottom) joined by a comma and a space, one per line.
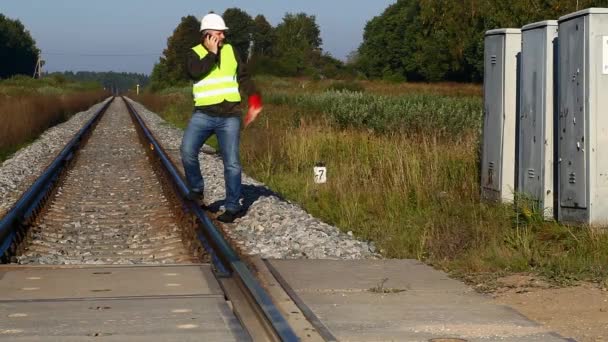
0, 264, 249, 341
266, 259, 570, 342
0, 264, 221, 300
0, 297, 249, 341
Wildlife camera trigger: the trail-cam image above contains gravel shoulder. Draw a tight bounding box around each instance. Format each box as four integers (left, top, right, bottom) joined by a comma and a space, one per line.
491, 274, 608, 341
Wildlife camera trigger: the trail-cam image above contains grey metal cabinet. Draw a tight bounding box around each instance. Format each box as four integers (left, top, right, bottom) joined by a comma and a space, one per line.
482, 29, 521, 202
558, 8, 608, 224
518, 21, 558, 218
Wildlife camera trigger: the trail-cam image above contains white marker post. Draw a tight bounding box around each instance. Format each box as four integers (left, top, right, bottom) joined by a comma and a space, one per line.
314, 162, 326, 184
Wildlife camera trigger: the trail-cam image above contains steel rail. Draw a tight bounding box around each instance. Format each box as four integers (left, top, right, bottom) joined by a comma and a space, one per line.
0, 97, 114, 257
122, 97, 298, 342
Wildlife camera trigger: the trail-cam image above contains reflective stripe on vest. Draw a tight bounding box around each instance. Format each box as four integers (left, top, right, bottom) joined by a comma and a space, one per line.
191, 44, 241, 106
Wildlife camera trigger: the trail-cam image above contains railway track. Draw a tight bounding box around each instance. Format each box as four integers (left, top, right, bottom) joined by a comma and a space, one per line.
17, 97, 197, 265
0, 97, 300, 341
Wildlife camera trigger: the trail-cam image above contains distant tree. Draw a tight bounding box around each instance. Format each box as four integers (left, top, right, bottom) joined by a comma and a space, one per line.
356, 0, 419, 81
222, 8, 254, 60
345, 50, 359, 66
248, 15, 276, 75
272, 13, 322, 76
148, 60, 171, 91
313, 53, 347, 79
0, 14, 39, 79
412, 0, 479, 81
274, 13, 321, 50
252, 15, 274, 57
149, 15, 200, 89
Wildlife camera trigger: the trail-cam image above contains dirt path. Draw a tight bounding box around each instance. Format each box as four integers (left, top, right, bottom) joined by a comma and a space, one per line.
491, 275, 608, 341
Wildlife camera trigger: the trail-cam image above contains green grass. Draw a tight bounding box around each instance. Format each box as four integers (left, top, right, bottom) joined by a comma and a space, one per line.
138, 78, 608, 286
0, 74, 100, 96
0, 140, 34, 163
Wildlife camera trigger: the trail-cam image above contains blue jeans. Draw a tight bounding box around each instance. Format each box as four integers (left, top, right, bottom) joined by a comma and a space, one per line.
180, 111, 242, 212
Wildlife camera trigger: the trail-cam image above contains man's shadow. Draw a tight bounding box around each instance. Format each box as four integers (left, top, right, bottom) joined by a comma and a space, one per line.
206, 184, 284, 214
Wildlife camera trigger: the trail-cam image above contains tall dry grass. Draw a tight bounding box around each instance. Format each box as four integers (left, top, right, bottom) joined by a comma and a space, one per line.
0, 90, 107, 158
241, 105, 485, 259
241, 103, 608, 284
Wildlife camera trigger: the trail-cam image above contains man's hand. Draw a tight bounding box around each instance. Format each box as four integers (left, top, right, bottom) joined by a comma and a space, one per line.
244, 94, 263, 128
203, 34, 219, 54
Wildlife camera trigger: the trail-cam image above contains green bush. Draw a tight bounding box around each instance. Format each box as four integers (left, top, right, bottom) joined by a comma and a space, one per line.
326, 81, 364, 93
266, 90, 482, 136
382, 72, 407, 83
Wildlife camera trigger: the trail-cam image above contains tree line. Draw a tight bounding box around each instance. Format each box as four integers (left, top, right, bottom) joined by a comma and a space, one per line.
148, 9, 344, 90
356, 0, 608, 82
48, 71, 149, 93
150, 1, 608, 88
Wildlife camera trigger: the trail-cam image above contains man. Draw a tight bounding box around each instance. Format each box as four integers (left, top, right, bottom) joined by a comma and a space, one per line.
181, 12, 263, 223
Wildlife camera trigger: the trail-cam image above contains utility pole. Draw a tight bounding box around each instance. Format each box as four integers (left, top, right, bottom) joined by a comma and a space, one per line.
247, 33, 254, 62
33, 52, 44, 79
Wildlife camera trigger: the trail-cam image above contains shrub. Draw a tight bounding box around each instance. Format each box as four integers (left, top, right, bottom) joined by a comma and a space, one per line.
326, 81, 364, 93
266, 90, 482, 136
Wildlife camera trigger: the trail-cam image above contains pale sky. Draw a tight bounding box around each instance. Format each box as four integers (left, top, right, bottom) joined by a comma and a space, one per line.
1, 0, 396, 74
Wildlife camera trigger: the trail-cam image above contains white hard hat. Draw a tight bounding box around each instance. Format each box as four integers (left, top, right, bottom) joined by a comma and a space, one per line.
200, 13, 228, 31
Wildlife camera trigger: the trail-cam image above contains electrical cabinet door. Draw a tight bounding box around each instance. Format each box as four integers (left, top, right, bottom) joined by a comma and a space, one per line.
519, 29, 546, 200
482, 35, 505, 195
559, 16, 587, 208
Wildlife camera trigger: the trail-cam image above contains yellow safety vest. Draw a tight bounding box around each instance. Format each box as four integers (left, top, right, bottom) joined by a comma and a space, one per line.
191, 43, 241, 106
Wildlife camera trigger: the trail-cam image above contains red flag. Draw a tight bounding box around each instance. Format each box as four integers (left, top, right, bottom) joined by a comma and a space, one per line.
244, 94, 263, 127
